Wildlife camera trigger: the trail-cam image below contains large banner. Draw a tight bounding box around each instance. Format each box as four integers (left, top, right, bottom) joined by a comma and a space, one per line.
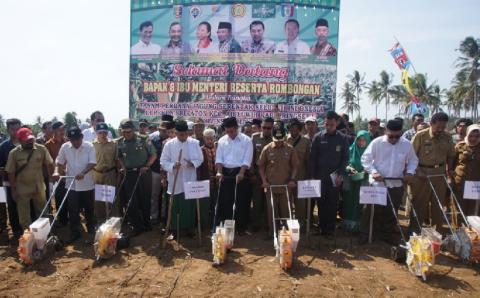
130, 0, 340, 124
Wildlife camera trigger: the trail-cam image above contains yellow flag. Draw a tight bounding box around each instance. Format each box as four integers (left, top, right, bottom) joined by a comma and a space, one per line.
402, 69, 414, 97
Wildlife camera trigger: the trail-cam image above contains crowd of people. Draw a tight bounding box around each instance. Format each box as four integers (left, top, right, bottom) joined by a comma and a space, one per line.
0, 110, 479, 249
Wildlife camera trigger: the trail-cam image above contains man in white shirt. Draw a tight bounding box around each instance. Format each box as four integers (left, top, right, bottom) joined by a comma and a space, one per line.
160, 120, 203, 238
215, 117, 253, 235
275, 19, 310, 55
359, 119, 418, 245
82, 111, 112, 143
54, 127, 97, 244
130, 21, 162, 55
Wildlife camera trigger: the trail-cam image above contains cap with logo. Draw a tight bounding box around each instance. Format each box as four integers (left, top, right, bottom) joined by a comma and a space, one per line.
17, 127, 35, 142
96, 122, 109, 133
67, 127, 83, 140
120, 119, 135, 130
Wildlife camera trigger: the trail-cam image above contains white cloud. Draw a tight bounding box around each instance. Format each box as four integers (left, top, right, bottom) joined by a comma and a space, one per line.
345, 37, 373, 50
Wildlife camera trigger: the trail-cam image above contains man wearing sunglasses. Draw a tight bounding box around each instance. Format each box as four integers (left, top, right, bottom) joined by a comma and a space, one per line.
250, 117, 274, 232
359, 119, 418, 245
410, 112, 455, 233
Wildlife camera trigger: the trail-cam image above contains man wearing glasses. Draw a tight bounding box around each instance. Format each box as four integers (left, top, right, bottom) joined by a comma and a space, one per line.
83, 111, 112, 143
250, 117, 274, 233
358, 119, 418, 245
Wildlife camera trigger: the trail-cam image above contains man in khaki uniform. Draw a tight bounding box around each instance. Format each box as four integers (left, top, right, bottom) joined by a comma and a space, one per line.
250, 117, 274, 231
410, 112, 455, 233
6, 128, 53, 230
92, 123, 119, 222
258, 123, 299, 239
287, 118, 310, 230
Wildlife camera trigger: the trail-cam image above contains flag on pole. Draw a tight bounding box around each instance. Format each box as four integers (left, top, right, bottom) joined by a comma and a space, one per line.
401, 69, 414, 97
389, 42, 411, 70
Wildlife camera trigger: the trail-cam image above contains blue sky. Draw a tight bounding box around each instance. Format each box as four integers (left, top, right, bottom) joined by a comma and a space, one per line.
0, 0, 478, 126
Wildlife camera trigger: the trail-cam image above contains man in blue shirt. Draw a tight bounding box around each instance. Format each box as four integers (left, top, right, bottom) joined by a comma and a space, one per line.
0, 118, 23, 238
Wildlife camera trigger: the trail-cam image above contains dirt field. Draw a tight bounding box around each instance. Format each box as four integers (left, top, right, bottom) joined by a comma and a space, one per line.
0, 223, 479, 298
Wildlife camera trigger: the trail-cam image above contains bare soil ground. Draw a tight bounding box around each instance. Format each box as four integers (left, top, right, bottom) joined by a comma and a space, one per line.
0, 223, 479, 298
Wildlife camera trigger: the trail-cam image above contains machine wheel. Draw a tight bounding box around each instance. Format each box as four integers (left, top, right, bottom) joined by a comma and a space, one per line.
391, 246, 406, 263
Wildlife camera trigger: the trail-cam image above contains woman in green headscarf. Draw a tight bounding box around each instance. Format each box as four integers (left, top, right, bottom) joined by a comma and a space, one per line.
342, 130, 371, 232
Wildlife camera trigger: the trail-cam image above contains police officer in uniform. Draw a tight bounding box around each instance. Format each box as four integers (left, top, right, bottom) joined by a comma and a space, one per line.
250, 117, 274, 231
117, 119, 157, 236
92, 123, 120, 223
258, 123, 299, 239
410, 112, 455, 233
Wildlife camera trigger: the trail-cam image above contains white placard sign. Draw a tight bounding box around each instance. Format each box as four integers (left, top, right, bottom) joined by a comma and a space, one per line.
0, 187, 6, 203
464, 181, 480, 200
297, 180, 321, 199
184, 180, 210, 200
360, 186, 387, 206
95, 184, 116, 203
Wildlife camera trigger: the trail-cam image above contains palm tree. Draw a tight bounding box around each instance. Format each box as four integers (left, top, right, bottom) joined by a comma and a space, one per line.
0, 114, 5, 134
367, 80, 382, 118
347, 70, 366, 119
340, 81, 359, 119
64, 112, 78, 131
455, 36, 480, 120
378, 71, 394, 120
390, 73, 443, 117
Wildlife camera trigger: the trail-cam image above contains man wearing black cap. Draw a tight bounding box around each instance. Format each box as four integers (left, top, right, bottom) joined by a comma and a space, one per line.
160, 120, 203, 238
54, 127, 97, 243
251, 119, 262, 135
250, 117, 274, 232
92, 123, 120, 222
308, 111, 348, 239
310, 18, 337, 57
215, 117, 253, 234
148, 115, 171, 225
117, 119, 157, 237
258, 123, 298, 239
358, 119, 418, 244
45, 121, 68, 226
287, 118, 311, 229
217, 22, 241, 53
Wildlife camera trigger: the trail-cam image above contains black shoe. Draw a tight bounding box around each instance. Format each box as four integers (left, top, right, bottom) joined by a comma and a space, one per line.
66, 232, 82, 244
85, 233, 95, 245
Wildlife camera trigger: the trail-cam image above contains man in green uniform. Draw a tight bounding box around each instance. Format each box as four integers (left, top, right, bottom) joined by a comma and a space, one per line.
286, 118, 310, 231
410, 112, 455, 233
117, 119, 157, 237
6, 127, 53, 231
92, 123, 120, 223
250, 117, 274, 232
258, 123, 299, 239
